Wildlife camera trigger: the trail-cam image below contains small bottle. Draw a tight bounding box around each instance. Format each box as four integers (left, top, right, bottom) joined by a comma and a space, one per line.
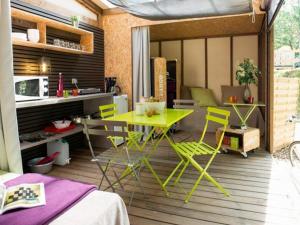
57, 72, 64, 97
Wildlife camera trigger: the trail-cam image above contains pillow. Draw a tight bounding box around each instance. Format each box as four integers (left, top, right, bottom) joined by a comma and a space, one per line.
190, 87, 218, 106
180, 86, 192, 99
221, 85, 245, 104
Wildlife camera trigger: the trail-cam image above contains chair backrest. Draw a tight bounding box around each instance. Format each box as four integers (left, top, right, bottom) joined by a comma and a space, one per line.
199, 107, 230, 151
99, 104, 117, 118
81, 118, 128, 158
173, 99, 197, 109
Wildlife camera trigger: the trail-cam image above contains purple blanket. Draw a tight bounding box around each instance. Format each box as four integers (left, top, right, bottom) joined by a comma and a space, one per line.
0, 173, 96, 225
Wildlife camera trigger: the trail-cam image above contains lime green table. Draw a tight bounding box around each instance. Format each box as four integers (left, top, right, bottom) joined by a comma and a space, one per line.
224, 102, 265, 129
104, 108, 194, 195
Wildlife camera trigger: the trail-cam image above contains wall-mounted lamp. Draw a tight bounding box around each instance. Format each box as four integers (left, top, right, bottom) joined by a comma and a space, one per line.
39, 56, 51, 74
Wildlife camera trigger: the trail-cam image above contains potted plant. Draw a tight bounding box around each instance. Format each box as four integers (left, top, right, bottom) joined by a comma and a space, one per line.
236, 58, 261, 103
70, 16, 80, 28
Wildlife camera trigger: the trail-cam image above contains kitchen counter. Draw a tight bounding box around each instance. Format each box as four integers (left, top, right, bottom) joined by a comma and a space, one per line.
16, 93, 114, 109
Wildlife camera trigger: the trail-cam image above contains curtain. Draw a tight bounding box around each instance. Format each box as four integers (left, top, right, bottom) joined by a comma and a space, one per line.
132, 26, 151, 107
132, 26, 151, 136
0, 0, 23, 173
107, 0, 253, 20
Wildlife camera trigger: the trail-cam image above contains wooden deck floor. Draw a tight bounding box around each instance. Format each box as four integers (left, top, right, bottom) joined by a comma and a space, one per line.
49, 133, 300, 225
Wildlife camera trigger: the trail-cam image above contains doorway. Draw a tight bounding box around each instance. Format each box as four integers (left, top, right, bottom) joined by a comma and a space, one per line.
272, 0, 300, 153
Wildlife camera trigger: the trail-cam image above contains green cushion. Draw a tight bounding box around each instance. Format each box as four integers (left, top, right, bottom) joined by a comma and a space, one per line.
190, 87, 218, 106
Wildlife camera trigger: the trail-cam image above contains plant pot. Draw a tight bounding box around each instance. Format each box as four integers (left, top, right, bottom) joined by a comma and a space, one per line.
72, 20, 79, 28
243, 84, 251, 103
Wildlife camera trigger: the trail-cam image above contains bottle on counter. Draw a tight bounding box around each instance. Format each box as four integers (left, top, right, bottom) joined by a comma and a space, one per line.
56, 72, 64, 97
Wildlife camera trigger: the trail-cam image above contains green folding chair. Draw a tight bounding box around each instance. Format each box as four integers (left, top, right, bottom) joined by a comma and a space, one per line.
163, 107, 230, 203
99, 104, 143, 151
82, 118, 145, 205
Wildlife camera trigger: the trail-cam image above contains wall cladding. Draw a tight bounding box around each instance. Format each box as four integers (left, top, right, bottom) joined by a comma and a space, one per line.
12, 0, 104, 95
150, 35, 259, 103
11, 0, 104, 165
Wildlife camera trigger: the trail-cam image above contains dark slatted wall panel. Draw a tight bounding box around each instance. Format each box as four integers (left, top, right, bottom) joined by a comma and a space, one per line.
17, 102, 84, 134
11, 0, 103, 164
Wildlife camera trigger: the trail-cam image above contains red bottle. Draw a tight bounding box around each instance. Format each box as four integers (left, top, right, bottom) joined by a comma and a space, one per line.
56, 72, 64, 97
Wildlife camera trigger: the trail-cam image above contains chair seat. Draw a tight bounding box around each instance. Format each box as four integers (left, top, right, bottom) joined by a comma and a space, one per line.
174, 142, 216, 157
108, 131, 143, 142
128, 131, 143, 140
95, 149, 145, 166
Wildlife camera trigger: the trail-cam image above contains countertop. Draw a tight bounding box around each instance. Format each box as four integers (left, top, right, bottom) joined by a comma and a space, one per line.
16, 92, 113, 109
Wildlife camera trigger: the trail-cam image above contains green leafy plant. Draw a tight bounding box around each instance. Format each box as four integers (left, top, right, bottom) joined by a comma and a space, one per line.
236, 58, 260, 85
70, 16, 80, 22
70, 16, 80, 27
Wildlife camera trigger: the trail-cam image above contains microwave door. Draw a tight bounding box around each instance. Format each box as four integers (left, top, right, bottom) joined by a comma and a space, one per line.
15, 80, 40, 101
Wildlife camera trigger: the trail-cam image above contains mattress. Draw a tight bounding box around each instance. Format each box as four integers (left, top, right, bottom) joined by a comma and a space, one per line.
0, 172, 130, 225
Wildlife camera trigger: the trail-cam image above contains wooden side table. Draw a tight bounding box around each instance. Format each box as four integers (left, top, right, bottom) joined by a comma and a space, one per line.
216, 127, 260, 158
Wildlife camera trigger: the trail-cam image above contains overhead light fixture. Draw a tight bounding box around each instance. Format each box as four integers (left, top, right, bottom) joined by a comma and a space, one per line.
39, 56, 51, 74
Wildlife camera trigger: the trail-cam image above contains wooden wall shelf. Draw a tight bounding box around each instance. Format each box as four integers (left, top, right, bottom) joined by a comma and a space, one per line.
11, 8, 94, 54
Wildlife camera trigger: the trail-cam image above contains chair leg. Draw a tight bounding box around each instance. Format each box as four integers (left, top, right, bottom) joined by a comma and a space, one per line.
163, 160, 184, 188
143, 158, 169, 196
128, 165, 146, 207
96, 161, 115, 192
111, 167, 125, 191
184, 157, 230, 203
174, 160, 190, 185
202, 170, 230, 197
184, 171, 205, 203
99, 161, 110, 189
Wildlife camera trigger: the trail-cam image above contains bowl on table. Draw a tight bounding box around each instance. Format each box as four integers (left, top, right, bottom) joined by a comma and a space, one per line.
52, 120, 71, 129
27, 157, 54, 174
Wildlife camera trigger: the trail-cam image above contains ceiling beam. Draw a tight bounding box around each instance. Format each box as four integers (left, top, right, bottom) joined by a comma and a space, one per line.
76, 0, 103, 15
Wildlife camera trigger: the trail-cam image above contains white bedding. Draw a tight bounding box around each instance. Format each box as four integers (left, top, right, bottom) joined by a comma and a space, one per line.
0, 173, 130, 225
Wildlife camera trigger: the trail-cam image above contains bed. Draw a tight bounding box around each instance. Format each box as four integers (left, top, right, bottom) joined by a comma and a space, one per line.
0, 172, 130, 225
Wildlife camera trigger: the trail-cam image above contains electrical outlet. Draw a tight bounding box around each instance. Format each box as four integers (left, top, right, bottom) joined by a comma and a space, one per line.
71, 78, 78, 84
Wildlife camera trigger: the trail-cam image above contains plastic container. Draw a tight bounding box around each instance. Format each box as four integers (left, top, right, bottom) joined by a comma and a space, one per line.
27, 157, 53, 174
230, 137, 239, 150
135, 103, 145, 115
47, 139, 70, 166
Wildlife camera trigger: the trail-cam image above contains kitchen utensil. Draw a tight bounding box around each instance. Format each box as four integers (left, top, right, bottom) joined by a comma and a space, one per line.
52, 120, 71, 129
53, 38, 60, 46
12, 32, 27, 41
36, 152, 60, 165
27, 29, 40, 43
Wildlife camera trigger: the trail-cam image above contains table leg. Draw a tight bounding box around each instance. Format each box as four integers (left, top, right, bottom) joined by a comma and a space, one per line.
133, 126, 170, 195
232, 105, 257, 128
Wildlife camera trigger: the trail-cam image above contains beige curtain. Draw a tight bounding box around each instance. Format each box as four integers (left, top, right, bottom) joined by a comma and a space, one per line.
0, 0, 23, 173
132, 26, 151, 106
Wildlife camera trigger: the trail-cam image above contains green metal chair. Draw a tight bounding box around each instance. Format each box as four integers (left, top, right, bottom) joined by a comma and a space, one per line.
163, 107, 230, 203
99, 104, 143, 150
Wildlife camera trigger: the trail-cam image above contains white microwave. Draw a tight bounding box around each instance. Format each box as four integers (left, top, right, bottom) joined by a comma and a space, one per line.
14, 76, 49, 102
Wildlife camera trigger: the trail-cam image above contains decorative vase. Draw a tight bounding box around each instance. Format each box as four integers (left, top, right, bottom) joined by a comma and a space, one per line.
243, 84, 251, 103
